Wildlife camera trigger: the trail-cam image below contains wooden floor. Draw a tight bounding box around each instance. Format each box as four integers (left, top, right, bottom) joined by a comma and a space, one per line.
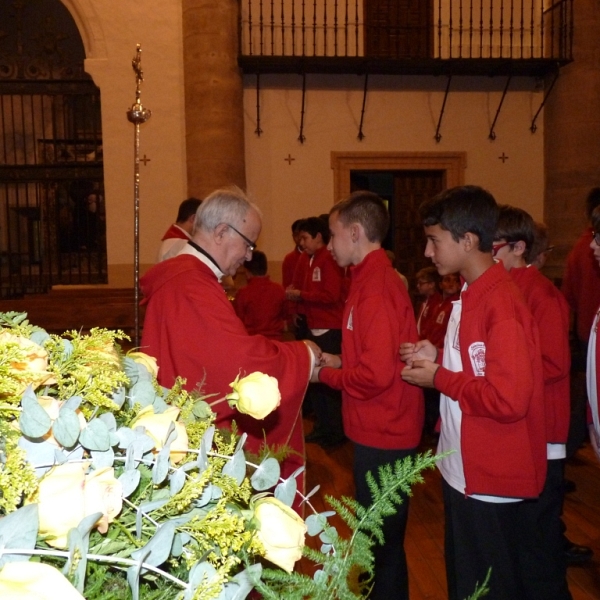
302, 418, 600, 599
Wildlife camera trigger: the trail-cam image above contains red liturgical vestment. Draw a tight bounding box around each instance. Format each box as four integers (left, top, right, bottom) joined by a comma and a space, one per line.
140, 255, 311, 489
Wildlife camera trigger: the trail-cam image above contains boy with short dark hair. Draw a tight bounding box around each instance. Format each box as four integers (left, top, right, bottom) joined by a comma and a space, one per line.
287, 216, 346, 448
400, 185, 547, 600
493, 204, 571, 599
314, 191, 423, 600
234, 250, 286, 340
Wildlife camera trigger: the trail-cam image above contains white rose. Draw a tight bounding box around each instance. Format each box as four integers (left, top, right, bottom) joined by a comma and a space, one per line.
254, 497, 306, 572
128, 351, 159, 378
130, 405, 189, 463
226, 372, 281, 420
0, 561, 84, 599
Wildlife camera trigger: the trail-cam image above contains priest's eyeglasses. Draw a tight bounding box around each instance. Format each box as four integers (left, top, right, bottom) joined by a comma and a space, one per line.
227, 224, 256, 252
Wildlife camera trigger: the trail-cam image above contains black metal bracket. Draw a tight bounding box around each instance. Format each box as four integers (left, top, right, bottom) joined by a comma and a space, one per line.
435, 75, 452, 143
298, 73, 306, 143
488, 75, 512, 140
530, 70, 560, 133
358, 73, 369, 141
254, 73, 262, 136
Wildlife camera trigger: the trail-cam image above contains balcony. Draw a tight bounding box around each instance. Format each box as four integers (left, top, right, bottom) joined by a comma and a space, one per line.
239, 0, 573, 78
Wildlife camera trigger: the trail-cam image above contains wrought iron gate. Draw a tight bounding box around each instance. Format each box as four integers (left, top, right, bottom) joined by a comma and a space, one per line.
0, 0, 107, 299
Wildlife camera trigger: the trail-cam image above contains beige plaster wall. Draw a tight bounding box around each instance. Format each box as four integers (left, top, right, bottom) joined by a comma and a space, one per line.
243, 74, 545, 272
62, 0, 188, 285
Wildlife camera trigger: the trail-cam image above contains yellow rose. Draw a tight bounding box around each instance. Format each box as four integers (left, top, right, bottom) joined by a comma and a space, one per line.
130, 405, 189, 463
32, 462, 123, 548
128, 351, 159, 378
0, 332, 56, 392
0, 561, 84, 600
226, 372, 281, 420
83, 467, 123, 534
254, 497, 306, 572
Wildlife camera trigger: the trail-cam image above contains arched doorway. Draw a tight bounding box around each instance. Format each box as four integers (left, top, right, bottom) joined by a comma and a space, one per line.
0, 0, 106, 298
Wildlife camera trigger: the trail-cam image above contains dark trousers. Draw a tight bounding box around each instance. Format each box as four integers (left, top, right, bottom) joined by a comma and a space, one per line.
306, 328, 344, 441
443, 479, 525, 600
516, 459, 572, 600
354, 444, 415, 600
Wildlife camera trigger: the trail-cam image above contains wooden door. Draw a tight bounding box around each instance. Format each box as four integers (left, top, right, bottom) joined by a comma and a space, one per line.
364, 0, 433, 59
350, 169, 444, 291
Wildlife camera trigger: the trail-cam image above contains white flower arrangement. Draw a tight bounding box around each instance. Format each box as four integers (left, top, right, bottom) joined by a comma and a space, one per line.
0, 312, 454, 600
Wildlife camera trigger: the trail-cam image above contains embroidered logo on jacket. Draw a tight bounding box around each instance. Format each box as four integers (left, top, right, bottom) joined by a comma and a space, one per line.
468, 342, 486, 376
347, 306, 354, 330
312, 267, 321, 282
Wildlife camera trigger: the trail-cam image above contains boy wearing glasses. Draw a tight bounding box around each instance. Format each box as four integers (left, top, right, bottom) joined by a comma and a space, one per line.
400, 186, 546, 600
493, 205, 571, 600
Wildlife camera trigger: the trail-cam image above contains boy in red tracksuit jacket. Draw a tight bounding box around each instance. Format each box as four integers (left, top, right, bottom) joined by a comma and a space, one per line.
494, 205, 571, 600
314, 191, 423, 600
234, 250, 286, 340
400, 186, 546, 600
287, 216, 346, 448
415, 266, 442, 339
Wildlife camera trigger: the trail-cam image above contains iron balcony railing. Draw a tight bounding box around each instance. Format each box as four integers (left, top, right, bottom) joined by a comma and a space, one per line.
239, 0, 573, 76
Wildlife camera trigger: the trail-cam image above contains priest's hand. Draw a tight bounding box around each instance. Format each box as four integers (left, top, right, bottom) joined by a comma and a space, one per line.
401, 359, 440, 389
321, 353, 341, 369
399, 339, 437, 367
303, 339, 322, 362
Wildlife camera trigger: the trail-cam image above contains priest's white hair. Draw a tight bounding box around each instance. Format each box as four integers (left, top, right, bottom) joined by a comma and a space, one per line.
195, 186, 262, 232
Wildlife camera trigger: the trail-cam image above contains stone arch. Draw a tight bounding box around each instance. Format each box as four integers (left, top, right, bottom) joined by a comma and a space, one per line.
59, 0, 107, 61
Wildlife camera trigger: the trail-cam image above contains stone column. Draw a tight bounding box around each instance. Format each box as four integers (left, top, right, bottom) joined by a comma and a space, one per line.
544, 0, 600, 281
182, 0, 246, 198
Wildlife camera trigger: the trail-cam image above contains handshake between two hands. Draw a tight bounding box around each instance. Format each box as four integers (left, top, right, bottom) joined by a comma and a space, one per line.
305, 338, 441, 387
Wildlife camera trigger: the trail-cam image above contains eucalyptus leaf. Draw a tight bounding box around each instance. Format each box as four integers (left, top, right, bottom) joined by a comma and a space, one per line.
319, 526, 337, 545
313, 569, 328, 585
151, 395, 169, 414
218, 564, 262, 600
53, 407, 81, 448
123, 356, 140, 384
98, 411, 117, 432
235, 433, 248, 454
305, 514, 326, 536
64, 510, 101, 594
80, 418, 111, 451
274, 476, 297, 507
91, 447, 115, 469
152, 445, 171, 485
170, 469, 186, 496
192, 399, 217, 419
130, 521, 177, 570
29, 329, 50, 347
131, 430, 157, 459
119, 469, 141, 498
222, 449, 246, 485
0, 504, 38, 567
17, 437, 56, 476
117, 426, 135, 449
250, 457, 280, 491
112, 386, 126, 409
61, 395, 83, 412
128, 380, 157, 409
19, 388, 52, 438
60, 338, 74, 361
127, 549, 150, 600
170, 531, 191, 558
184, 561, 219, 600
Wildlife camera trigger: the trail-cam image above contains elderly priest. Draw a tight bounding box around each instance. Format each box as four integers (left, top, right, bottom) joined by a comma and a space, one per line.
140, 188, 319, 495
